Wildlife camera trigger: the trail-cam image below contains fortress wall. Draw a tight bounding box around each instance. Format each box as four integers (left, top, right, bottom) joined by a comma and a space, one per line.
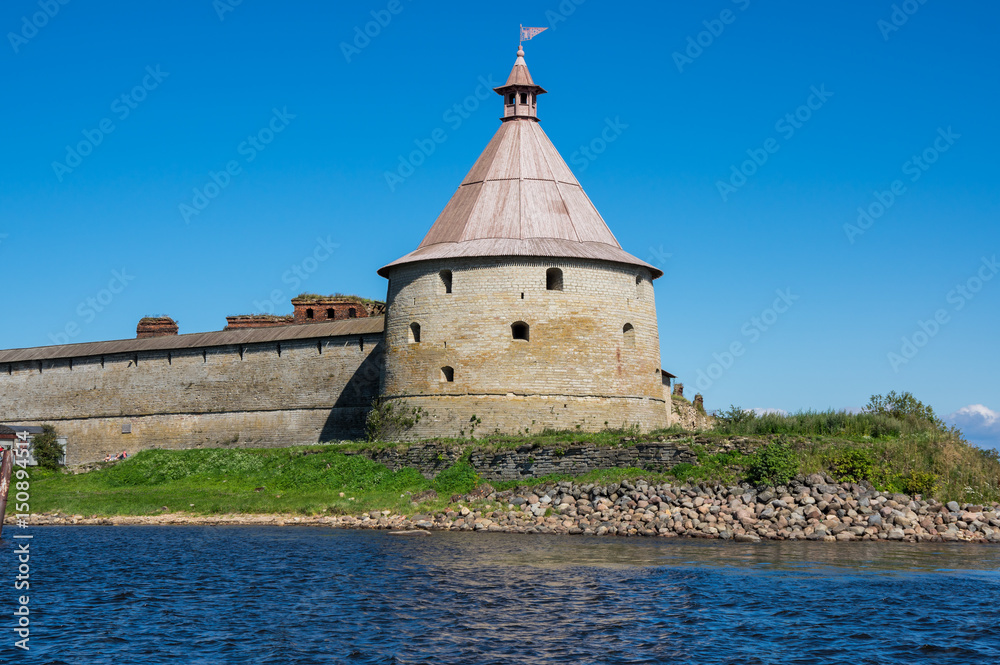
382, 257, 669, 437
0, 334, 384, 464
344, 440, 700, 482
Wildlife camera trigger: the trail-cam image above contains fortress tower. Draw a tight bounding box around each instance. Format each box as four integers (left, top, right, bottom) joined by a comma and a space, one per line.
378, 46, 670, 437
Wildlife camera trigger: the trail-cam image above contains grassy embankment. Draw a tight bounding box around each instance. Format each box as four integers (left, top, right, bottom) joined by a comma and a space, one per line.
24, 409, 1000, 517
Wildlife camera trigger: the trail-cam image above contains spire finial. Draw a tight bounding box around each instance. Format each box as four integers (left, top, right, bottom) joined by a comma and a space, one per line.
517, 45, 524, 57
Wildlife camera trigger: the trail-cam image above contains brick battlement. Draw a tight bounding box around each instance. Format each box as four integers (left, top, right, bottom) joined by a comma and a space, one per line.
290, 297, 373, 324
225, 315, 294, 330
136, 317, 178, 338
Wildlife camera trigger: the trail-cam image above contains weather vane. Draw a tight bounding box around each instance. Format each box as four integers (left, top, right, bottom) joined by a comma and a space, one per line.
519, 24, 547, 48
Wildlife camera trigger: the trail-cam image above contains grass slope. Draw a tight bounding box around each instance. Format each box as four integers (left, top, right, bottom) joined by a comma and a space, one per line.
27, 447, 478, 517
24, 411, 1000, 516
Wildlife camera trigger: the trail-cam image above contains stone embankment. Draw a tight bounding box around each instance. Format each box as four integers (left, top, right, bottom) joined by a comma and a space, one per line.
11, 473, 1000, 542
436, 473, 1000, 543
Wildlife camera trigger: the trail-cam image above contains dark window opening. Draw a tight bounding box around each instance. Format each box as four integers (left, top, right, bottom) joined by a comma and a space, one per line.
440, 270, 452, 294
409, 322, 421, 343
327, 308, 335, 319
508, 94, 515, 104
306, 308, 314, 320
348, 308, 357, 318
520, 92, 527, 104
623, 323, 635, 348
440, 366, 454, 382
511, 321, 529, 341
546, 267, 563, 291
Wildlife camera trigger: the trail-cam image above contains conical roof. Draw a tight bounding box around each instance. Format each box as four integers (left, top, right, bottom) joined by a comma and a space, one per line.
379, 49, 659, 279
497, 47, 544, 90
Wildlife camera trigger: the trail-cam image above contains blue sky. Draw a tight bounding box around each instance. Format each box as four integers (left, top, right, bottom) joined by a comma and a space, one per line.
2, 1, 998, 447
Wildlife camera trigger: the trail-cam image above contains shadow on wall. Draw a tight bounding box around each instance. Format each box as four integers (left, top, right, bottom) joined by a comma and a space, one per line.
322, 340, 385, 440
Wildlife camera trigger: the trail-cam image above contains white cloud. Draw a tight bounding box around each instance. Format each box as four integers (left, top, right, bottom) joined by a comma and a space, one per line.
752, 407, 789, 417
946, 404, 1000, 451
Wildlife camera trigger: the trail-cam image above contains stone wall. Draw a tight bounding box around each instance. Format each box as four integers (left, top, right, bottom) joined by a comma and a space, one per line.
350, 439, 698, 482
1, 334, 384, 464
671, 397, 714, 431
381, 256, 669, 437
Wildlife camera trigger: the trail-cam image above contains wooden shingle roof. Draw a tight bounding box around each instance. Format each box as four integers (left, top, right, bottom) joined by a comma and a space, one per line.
496, 47, 544, 90
379, 49, 659, 279
0, 317, 384, 364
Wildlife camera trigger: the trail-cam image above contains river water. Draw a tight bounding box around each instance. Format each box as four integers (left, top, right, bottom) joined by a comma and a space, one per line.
3, 526, 999, 664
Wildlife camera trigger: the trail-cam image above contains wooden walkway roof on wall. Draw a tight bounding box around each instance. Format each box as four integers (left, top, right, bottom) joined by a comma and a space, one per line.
0, 317, 384, 364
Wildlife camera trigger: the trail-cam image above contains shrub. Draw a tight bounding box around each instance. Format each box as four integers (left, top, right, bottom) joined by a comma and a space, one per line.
863, 391, 937, 425
365, 398, 423, 441
828, 449, 876, 483
31, 425, 63, 471
898, 470, 938, 497
718, 405, 756, 426
746, 443, 798, 486
828, 448, 900, 491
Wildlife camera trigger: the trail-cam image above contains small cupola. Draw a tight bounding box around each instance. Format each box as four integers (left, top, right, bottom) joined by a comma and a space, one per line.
493, 46, 547, 122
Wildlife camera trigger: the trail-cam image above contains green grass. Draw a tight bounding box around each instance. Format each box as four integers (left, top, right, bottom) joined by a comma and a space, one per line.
27, 447, 478, 517
26, 410, 1000, 516
368, 425, 651, 453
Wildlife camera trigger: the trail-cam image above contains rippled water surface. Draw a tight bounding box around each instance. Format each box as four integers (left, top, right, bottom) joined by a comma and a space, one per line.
4, 527, 1000, 664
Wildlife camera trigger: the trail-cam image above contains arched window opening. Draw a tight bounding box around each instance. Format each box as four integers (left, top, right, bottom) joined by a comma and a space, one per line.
520, 92, 528, 104
306, 308, 314, 320
623, 323, 635, 348
348, 308, 357, 318
546, 267, 563, 291
508, 94, 515, 104
440, 270, 452, 294
326, 308, 335, 319
511, 321, 529, 341
409, 322, 421, 343
440, 366, 454, 382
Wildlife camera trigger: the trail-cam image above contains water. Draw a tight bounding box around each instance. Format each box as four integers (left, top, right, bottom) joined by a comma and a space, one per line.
3, 527, 1000, 664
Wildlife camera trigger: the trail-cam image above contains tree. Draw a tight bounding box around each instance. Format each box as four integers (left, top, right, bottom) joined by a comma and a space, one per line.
863, 391, 937, 424
32, 425, 64, 470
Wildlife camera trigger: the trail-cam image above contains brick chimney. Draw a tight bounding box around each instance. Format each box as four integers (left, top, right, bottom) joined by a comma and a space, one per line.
137, 317, 178, 338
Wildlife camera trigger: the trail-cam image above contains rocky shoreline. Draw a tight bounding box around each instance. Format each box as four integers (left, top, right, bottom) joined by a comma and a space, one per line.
9, 473, 1000, 543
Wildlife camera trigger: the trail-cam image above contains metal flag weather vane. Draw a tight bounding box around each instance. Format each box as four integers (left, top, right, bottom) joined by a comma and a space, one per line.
520, 25, 547, 46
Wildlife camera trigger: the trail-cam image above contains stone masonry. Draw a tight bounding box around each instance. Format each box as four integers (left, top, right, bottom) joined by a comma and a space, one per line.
1, 333, 384, 464
382, 256, 669, 438
348, 440, 698, 483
